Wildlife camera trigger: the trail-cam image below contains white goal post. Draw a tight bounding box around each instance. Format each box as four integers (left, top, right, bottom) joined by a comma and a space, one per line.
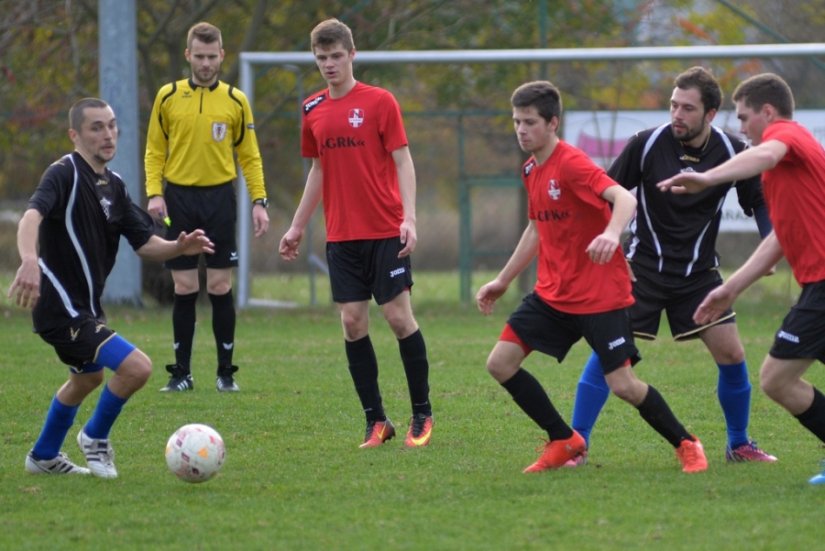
235, 42, 825, 308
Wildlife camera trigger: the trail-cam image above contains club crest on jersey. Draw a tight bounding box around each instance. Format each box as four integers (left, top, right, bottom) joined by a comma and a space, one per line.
99, 197, 112, 220
548, 179, 561, 200
348, 108, 365, 128
212, 122, 228, 142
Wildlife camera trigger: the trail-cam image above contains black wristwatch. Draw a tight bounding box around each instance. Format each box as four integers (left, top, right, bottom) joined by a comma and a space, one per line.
252, 198, 269, 208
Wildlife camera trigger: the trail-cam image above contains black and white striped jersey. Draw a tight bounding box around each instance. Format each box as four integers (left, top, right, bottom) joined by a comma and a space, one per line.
608, 124, 766, 277
27, 151, 154, 331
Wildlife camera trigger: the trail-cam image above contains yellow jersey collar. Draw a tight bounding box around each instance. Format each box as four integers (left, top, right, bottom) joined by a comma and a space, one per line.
188, 78, 220, 92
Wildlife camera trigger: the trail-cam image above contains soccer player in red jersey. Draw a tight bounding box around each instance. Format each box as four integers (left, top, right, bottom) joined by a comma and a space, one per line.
279, 18, 433, 448
477, 80, 706, 473
568, 67, 776, 466
658, 73, 825, 484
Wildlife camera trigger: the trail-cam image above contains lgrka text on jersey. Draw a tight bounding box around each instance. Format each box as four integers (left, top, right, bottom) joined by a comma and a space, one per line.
321, 136, 367, 153
535, 208, 570, 222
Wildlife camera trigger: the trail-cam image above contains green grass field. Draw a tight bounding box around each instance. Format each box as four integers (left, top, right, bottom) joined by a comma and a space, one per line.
1, 270, 823, 550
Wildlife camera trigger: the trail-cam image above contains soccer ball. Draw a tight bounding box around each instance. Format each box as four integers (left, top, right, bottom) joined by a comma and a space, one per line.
165, 423, 225, 483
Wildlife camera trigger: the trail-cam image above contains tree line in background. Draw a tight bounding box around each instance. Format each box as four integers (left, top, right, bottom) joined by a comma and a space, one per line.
1, 0, 825, 211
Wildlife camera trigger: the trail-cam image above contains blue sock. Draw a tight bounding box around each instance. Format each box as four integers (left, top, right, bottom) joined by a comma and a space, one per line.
717, 361, 751, 448
570, 351, 610, 447
32, 396, 79, 460
83, 384, 128, 440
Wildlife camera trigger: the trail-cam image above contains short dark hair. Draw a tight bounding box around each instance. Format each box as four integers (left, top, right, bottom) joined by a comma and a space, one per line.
510, 81, 562, 122
733, 73, 795, 118
187, 21, 222, 49
310, 18, 355, 52
68, 98, 109, 131
674, 66, 722, 112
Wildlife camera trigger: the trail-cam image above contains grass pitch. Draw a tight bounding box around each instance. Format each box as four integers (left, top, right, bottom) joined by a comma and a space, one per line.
0, 270, 823, 550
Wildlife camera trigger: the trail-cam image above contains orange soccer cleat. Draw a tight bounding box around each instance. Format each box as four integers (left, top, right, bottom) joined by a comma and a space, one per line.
359, 419, 396, 448
523, 431, 587, 473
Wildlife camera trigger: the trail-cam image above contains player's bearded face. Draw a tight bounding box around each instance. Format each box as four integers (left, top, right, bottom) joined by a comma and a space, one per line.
669, 87, 709, 145
671, 118, 705, 143
186, 38, 224, 86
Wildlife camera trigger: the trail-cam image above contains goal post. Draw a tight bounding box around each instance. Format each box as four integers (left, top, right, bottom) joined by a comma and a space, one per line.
235, 43, 825, 308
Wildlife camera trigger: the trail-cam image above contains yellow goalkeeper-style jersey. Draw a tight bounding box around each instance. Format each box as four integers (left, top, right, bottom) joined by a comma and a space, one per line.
144, 78, 266, 201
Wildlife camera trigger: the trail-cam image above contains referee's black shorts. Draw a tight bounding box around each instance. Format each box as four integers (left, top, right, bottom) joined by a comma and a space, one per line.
164, 181, 237, 270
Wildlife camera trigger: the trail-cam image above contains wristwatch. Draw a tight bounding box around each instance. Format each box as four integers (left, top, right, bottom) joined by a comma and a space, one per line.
252, 198, 269, 208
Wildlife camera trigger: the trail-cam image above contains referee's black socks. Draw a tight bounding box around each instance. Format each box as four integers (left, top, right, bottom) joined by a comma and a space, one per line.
172, 291, 199, 372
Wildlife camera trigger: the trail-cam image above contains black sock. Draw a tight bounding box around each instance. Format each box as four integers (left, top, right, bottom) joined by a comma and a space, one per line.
345, 336, 384, 422
172, 291, 198, 372
501, 368, 571, 440
795, 387, 825, 443
636, 385, 691, 447
209, 291, 236, 368
399, 329, 431, 416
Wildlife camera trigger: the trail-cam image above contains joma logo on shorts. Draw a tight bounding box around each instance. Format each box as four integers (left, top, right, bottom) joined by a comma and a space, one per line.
607, 337, 626, 350
389, 267, 406, 278
777, 330, 800, 343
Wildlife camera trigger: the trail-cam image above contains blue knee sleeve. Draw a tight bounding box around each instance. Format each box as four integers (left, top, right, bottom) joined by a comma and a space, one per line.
96, 335, 136, 371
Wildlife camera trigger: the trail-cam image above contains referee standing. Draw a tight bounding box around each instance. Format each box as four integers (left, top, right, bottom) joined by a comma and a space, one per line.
144, 21, 269, 393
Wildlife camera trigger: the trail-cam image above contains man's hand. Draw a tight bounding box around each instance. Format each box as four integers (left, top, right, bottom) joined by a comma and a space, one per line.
657, 171, 712, 195
175, 229, 215, 256
693, 284, 737, 325
398, 220, 417, 258
279, 228, 303, 261
147, 195, 168, 223
586, 232, 620, 265
8, 257, 41, 309
476, 279, 508, 316
252, 204, 270, 238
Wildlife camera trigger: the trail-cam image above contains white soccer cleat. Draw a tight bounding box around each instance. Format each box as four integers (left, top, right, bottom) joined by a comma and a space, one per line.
77, 429, 118, 479
25, 451, 91, 475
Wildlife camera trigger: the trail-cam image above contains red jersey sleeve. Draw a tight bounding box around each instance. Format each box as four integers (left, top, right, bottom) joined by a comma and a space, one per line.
377, 91, 408, 153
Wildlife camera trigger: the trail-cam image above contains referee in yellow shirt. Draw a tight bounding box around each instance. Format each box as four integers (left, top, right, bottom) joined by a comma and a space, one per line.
144, 21, 269, 393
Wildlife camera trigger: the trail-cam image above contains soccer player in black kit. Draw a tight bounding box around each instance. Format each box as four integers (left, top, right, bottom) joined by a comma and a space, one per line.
566, 67, 777, 466
10, 98, 214, 478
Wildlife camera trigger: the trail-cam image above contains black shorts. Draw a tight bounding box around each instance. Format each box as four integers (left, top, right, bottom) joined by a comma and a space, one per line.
630, 264, 735, 341
164, 182, 238, 270
770, 280, 825, 363
39, 316, 119, 373
505, 292, 640, 374
326, 238, 413, 305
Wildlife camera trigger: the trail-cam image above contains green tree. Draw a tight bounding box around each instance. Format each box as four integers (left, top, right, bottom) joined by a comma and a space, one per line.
3, 0, 825, 209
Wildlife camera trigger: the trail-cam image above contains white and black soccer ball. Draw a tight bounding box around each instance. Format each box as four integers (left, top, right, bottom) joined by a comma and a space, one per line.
165, 423, 226, 483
